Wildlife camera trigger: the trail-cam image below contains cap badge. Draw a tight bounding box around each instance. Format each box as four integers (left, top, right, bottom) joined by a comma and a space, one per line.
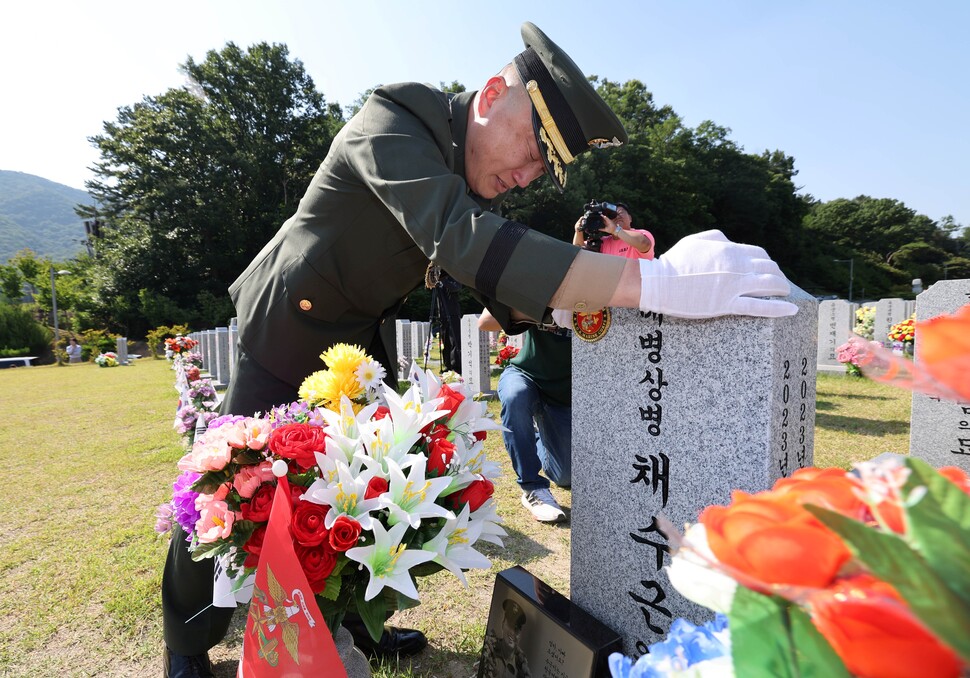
588, 137, 624, 149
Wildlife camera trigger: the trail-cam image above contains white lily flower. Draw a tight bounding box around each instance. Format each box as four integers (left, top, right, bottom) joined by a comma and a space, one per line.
380, 457, 455, 528
422, 504, 491, 586
346, 521, 436, 602
303, 460, 381, 531
666, 523, 737, 614
379, 379, 449, 435
357, 414, 424, 475
316, 396, 379, 464
469, 497, 507, 547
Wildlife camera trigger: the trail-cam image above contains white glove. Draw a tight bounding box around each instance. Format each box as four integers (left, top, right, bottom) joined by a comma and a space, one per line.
639, 230, 797, 319
551, 309, 573, 328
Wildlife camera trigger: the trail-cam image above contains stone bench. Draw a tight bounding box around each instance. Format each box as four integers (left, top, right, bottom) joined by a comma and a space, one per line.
0, 356, 37, 367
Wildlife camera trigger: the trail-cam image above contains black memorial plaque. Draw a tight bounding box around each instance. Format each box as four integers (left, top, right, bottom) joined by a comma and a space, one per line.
477, 566, 622, 678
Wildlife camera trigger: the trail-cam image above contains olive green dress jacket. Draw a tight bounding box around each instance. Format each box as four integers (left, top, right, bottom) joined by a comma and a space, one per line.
228, 84, 579, 387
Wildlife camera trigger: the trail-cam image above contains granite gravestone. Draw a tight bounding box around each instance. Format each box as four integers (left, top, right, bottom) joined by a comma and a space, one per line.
910, 280, 970, 471
460, 314, 493, 396
206, 330, 218, 375
115, 337, 129, 366
214, 327, 231, 387
410, 321, 429, 366
571, 288, 818, 655
228, 318, 238, 379
505, 332, 525, 351
395, 320, 412, 367
816, 299, 857, 373
874, 298, 907, 347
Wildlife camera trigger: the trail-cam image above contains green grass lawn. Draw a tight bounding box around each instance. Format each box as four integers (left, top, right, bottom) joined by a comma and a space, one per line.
0, 360, 911, 677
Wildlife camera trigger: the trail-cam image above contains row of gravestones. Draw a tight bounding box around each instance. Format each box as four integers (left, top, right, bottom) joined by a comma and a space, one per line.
569, 279, 968, 655
816, 297, 916, 372
186, 319, 237, 389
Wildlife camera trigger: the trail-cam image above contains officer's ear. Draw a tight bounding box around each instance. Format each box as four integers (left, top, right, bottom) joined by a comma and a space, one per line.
478, 75, 509, 116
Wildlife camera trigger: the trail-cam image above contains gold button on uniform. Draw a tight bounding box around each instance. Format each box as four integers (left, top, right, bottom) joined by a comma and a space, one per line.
299, 299, 312, 311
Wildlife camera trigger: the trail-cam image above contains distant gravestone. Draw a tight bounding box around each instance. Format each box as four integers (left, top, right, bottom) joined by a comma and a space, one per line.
214, 327, 231, 387
904, 300, 916, 318
410, 321, 428, 365
460, 314, 493, 395
910, 280, 970, 471
395, 320, 412, 367
874, 298, 907, 347
115, 337, 129, 365
505, 332, 525, 351
228, 319, 238, 379
816, 299, 856, 373
203, 330, 216, 375
571, 288, 818, 654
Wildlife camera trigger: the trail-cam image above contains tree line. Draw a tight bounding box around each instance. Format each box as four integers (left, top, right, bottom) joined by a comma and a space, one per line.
2, 42, 968, 342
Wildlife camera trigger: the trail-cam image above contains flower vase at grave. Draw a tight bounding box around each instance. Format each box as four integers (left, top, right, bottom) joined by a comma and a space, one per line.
334, 627, 370, 678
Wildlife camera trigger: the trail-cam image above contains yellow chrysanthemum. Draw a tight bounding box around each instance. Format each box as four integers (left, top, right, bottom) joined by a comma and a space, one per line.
320, 343, 368, 373
299, 370, 331, 407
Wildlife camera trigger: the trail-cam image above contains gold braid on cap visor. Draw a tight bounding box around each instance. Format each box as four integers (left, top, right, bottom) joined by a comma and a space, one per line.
538, 128, 567, 188
526, 80, 575, 164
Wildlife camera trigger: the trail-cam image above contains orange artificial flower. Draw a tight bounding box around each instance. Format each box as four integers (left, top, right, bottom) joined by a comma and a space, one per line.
810, 575, 962, 678
772, 467, 869, 520
916, 303, 970, 401
699, 488, 852, 589
940, 466, 970, 494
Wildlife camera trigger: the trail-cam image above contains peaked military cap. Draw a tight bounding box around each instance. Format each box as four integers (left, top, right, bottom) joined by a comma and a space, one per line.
514, 22, 628, 192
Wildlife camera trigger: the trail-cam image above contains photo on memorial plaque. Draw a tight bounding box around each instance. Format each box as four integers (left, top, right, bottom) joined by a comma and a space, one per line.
477, 567, 621, 678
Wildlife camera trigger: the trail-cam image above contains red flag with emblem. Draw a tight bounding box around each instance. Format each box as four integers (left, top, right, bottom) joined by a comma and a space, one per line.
238, 475, 347, 677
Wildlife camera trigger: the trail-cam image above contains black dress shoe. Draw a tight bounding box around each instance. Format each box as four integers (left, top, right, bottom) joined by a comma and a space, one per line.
344, 621, 428, 658
163, 646, 214, 678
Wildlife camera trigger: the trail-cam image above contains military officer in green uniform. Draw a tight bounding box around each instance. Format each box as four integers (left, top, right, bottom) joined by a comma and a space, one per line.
163, 22, 797, 677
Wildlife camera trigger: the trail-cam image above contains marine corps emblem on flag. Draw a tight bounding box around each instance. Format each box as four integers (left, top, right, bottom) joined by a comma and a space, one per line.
572, 308, 611, 342
246, 564, 315, 667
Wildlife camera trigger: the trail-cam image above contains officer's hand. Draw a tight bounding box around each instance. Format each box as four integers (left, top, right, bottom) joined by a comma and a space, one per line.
638, 230, 797, 318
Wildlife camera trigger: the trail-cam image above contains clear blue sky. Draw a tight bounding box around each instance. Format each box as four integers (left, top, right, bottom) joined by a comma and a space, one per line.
2, 1, 967, 227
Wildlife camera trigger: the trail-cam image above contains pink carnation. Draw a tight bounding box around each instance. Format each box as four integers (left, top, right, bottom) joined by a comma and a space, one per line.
233, 461, 275, 499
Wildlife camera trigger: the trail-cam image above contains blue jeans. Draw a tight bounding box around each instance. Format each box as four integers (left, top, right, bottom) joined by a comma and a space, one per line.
497, 365, 571, 492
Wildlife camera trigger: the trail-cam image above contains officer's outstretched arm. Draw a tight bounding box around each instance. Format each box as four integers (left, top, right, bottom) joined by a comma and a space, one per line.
548, 230, 798, 319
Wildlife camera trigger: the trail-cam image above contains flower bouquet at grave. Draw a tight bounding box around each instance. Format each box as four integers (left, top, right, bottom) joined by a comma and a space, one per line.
156, 343, 506, 643
495, 345, 519, 369
610, 304, 970, 678
887, 314, 916, 356
853, 306, 875, 340
94, 351, 119, 367
835, 339, 877, 377
165, 335, 199, 356
173, 371, 220, 441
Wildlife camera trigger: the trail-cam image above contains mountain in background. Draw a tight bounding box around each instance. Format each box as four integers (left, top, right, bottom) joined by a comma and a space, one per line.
0, 170, 95, 262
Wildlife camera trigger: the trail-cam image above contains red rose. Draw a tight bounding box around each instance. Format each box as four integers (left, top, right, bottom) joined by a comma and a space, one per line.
437, 383, 465, 417
241, 483, 275, 522
243, 524, 266, 568
186, 366, 201, 382
450, 477, 494, 512
365, 476, 389, 500
288, 482, 307, 507
372, 406, 391, 421
427, 437, 456, 476
295, 543, 337, 593
329, 515, 362, 552
269, 423, 328, 469
291, 500, 330, 546
473, 430, 487, 442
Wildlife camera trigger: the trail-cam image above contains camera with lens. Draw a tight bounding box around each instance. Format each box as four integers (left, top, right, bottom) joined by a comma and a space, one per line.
579, 200, 619, 252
